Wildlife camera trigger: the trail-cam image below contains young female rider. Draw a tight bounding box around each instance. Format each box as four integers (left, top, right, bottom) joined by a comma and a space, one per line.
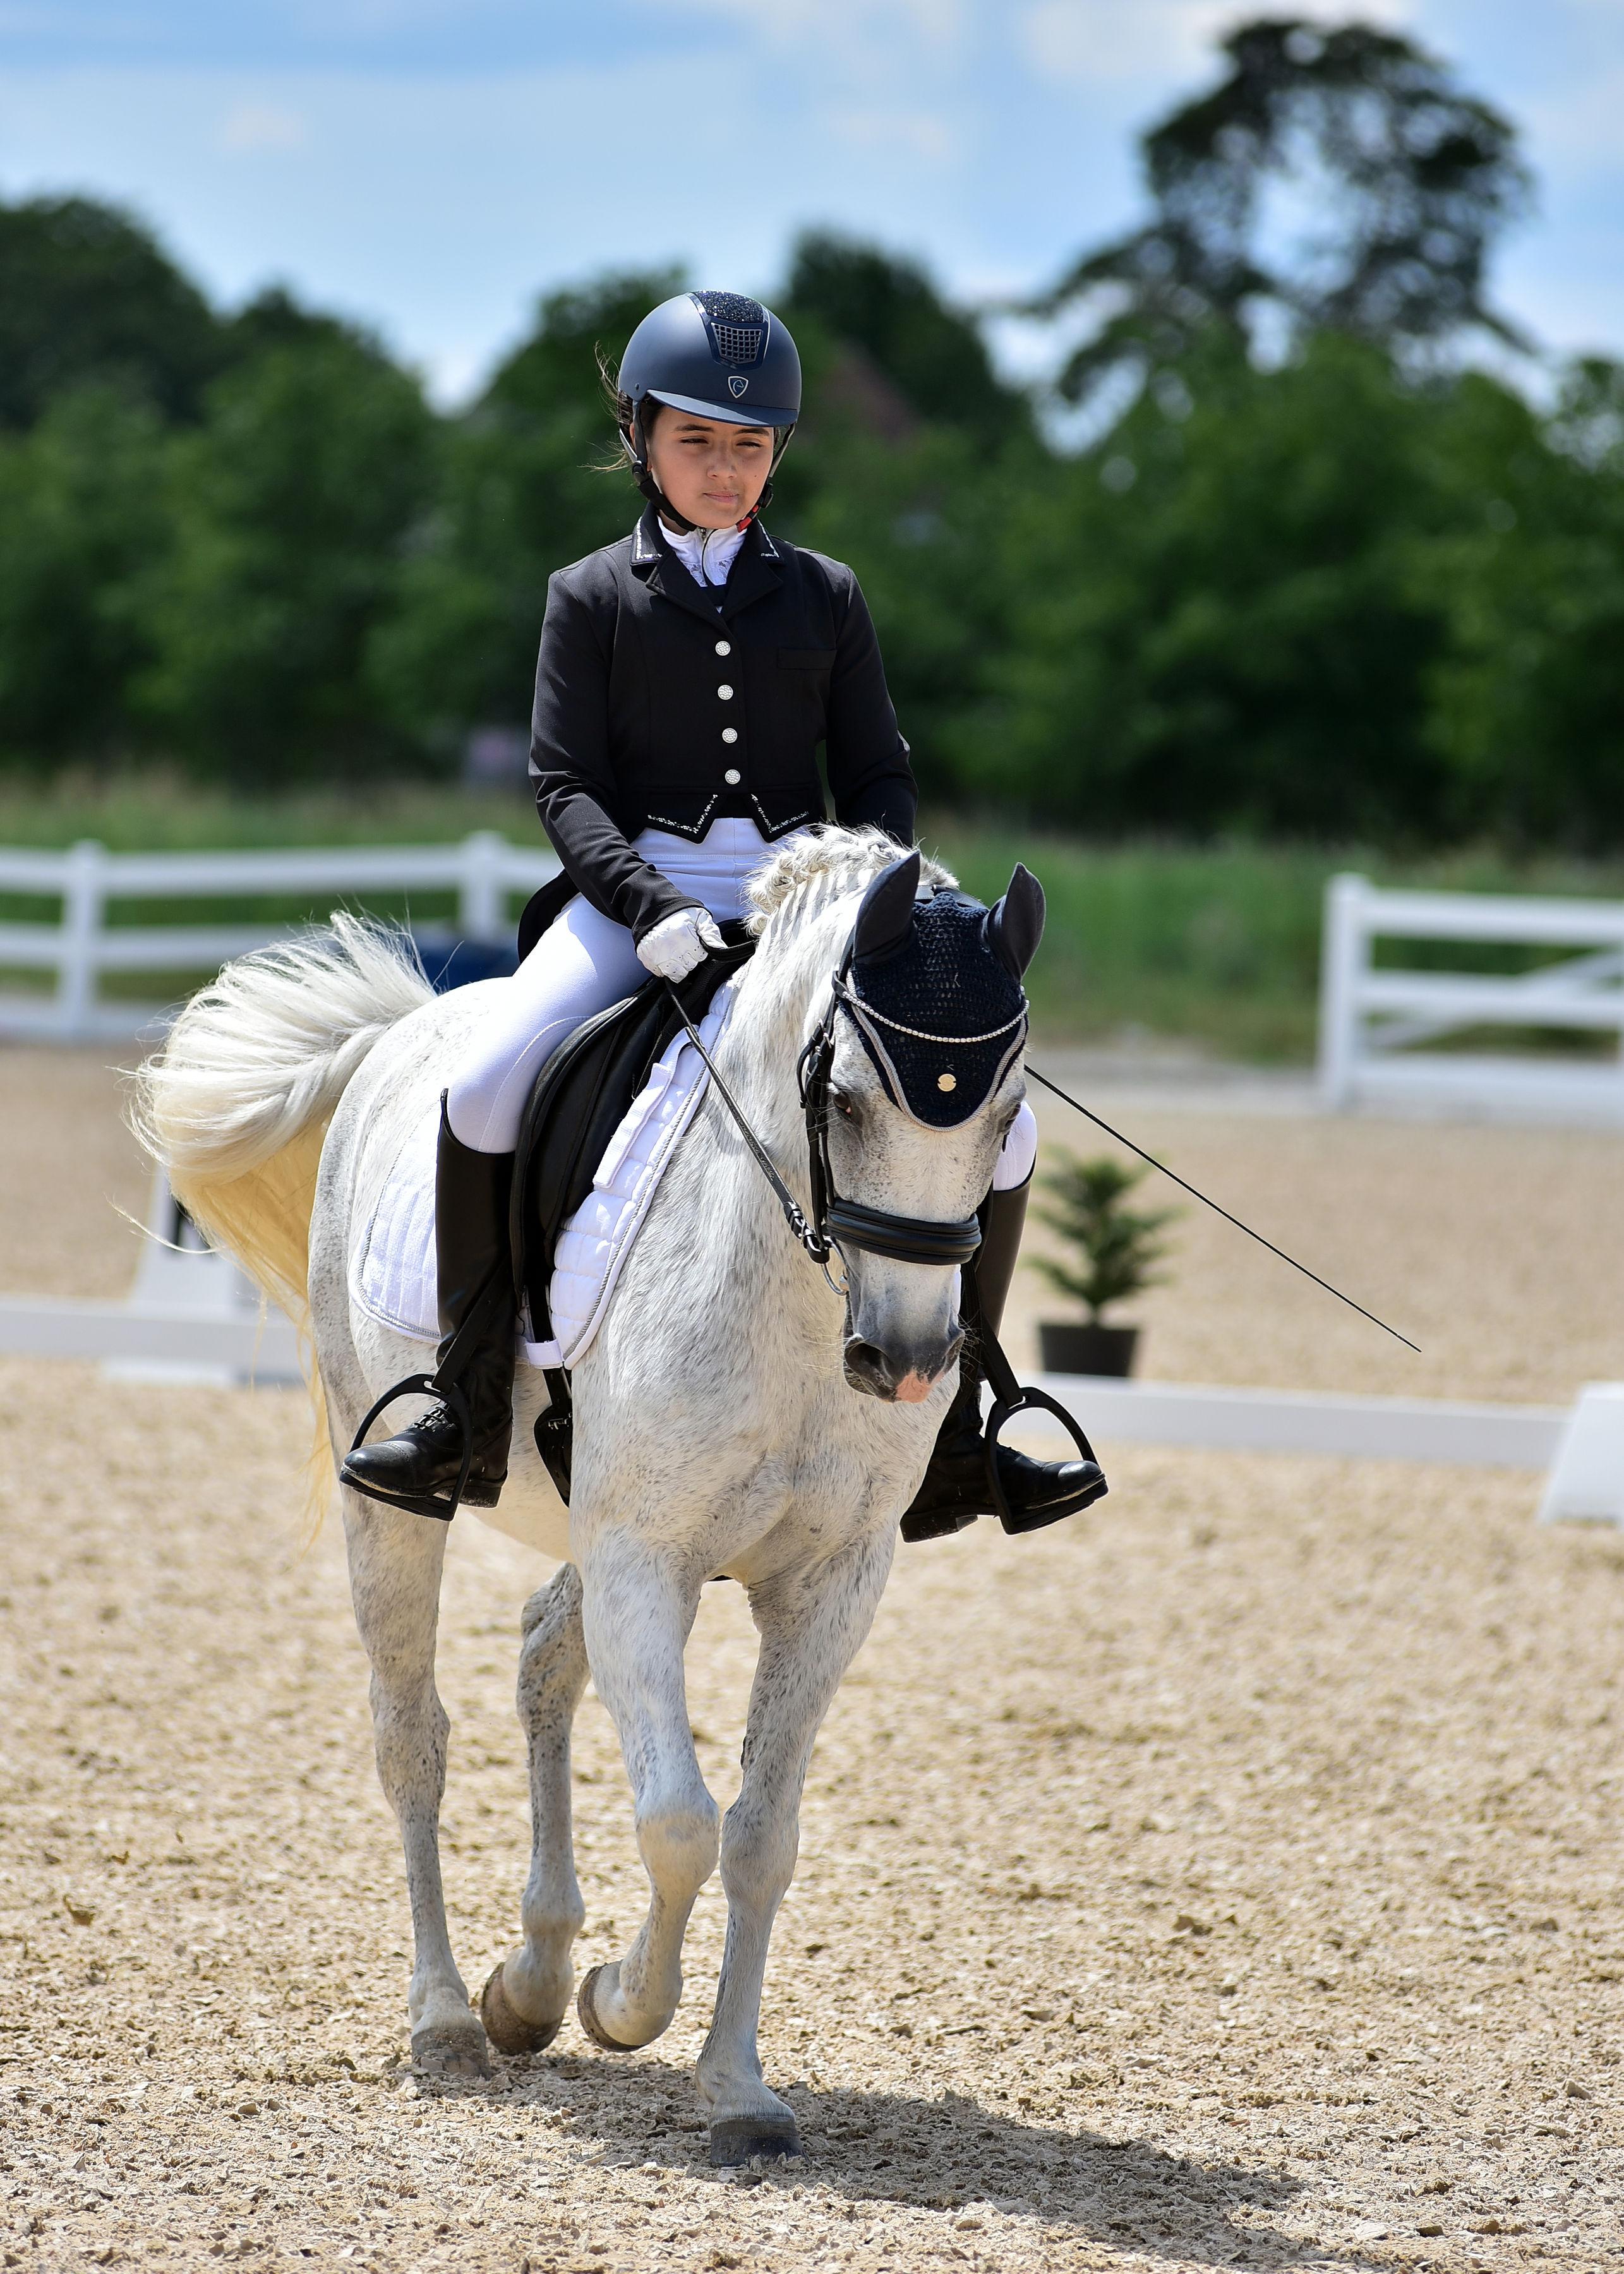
342, 289, 1101, 1537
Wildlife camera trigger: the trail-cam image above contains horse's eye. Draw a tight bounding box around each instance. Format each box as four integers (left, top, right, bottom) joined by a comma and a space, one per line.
831, 1089, 855, 1120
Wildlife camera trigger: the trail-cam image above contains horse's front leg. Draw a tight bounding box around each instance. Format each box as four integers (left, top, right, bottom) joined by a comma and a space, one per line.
699, 1526, 895, 2164
574, 1534, 718, 2052
481, 1563, 589, 2054
340, 1487, 488, 2078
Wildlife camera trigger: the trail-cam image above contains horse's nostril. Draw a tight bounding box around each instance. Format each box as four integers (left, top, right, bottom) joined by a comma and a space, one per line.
843, 1338, 896, 1397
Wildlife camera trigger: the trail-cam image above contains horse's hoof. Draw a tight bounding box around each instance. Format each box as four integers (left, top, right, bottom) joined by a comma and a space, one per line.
709, 2114, 802, 2167
411, 2015, 490, 2080
480, 1963, 562, 2057
575, 1963, 639, 2053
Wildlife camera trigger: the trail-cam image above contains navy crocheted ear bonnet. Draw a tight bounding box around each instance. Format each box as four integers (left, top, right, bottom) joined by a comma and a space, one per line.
838, 859, 1044, 1128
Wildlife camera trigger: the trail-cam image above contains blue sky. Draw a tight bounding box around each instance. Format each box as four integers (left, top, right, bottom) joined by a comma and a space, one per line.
2, 2, 1621, 402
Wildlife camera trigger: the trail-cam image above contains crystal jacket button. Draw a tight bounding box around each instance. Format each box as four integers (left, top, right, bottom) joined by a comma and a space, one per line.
715, 639, 731, 656
721, 727, 738, 744
723, 768, 742, 786
717, 683, 733, 700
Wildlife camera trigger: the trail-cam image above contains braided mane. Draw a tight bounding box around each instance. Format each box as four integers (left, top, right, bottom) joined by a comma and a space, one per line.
746, 826, 954, 948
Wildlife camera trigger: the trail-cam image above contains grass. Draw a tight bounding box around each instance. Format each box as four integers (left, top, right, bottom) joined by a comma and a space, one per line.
4, 771, 1623, 1062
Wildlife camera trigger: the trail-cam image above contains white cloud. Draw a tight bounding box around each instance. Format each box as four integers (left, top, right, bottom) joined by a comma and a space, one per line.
1018, 0, 1410, 88
826, 105, 959, 161
1019, 0, 1240, 85
673, 0, 968, 55
216, 102, 306, 153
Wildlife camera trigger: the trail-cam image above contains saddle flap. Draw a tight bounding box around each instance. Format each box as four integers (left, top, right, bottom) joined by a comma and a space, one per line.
511, 936, 755, 1342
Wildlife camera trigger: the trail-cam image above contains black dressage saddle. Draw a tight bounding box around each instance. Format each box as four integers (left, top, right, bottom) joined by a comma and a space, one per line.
511, 927, 755, 1502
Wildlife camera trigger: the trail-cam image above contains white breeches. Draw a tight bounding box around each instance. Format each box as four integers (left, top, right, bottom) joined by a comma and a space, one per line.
447, 822, 799, 1153
444, 818, 1040, 1186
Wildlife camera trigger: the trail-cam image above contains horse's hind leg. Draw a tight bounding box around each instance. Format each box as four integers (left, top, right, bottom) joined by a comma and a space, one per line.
698, 1529, 894, 2164
481, 1563, 589, 2055
340, 1488, 488, 2079
574, 1538, 718, 2053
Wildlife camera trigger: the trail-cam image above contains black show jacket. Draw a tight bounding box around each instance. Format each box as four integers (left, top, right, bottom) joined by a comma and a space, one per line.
522, 507, 917, 951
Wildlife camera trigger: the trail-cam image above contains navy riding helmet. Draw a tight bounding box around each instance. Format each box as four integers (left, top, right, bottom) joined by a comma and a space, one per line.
618, 290, 802, 527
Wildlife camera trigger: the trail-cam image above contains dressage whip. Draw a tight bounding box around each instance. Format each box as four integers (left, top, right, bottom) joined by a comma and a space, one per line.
664, 972, 1419, 1354
1025, 1066, 1420, 1354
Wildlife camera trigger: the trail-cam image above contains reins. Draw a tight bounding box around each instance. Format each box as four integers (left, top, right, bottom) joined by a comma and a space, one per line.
660, 981, 845, 1290
667, 927, 1417, 1354
663, 953, 1098, 1532
662, 936, 985, 1298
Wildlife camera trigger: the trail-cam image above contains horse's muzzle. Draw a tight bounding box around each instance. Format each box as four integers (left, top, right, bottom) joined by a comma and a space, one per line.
843, 1328, 964, 1404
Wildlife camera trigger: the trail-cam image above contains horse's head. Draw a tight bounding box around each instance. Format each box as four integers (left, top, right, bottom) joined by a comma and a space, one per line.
819, 848, 1044, 1404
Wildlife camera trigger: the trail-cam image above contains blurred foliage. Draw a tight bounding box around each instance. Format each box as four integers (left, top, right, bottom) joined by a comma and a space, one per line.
0, 16, 1621, 857
0, 387, 170, 755
949, 332, 1469, 836
136, 336, 438, 783
784, 231, 1033, 445
1021, 18, 1531, 408
0, 196, 224, 428
369, 269, 682, 749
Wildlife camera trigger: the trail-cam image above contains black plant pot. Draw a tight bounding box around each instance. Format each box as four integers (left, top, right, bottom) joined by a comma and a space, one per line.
1038, 1321, 1140, 1378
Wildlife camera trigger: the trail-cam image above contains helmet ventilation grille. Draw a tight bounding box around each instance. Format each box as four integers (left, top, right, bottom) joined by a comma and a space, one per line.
694, 290, 767, 368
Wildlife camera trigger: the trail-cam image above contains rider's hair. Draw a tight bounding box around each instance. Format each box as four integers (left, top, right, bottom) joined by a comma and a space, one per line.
594, 347, 661, 476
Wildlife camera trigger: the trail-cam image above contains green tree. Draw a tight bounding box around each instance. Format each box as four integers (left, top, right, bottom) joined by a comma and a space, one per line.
769, 236, 1040, 795
221, 284, 388, 367
958, 331, 1464, 839
139, 335, 436, 781
370, 270, 680, 745
0, 195, 225, 429
1025, 17, 1530, 409
782, 417, 1033, 797
0, 387, 171, 759
784, 231, 1030, 445
1420, 359, 1624, 847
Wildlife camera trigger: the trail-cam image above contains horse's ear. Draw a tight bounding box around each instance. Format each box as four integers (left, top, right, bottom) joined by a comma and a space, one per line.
987, 863, 1045, 978
853, 851, 921, 961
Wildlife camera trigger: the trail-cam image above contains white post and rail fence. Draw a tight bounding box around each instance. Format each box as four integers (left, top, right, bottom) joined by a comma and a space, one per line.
1317, 871, 1624, 1122
0, 832, 560, 1043
1, 841, 1621, 1518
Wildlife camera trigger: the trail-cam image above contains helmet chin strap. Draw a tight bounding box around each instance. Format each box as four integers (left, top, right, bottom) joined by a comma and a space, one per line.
625, 405, 794, 536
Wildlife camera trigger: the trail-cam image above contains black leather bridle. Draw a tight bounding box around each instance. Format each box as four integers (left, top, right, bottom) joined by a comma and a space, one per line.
661, 942, 1104, 1532
797, 943, 991, 1274
663, 932, 987, 1294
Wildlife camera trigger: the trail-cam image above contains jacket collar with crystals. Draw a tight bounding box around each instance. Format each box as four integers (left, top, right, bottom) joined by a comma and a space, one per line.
630, 505, 783, 625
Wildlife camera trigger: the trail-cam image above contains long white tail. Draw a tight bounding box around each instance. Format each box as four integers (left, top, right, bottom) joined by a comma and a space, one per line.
132, 913, 433, 1323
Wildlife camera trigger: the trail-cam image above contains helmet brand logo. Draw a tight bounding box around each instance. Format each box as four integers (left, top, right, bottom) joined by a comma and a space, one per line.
728, 375, 749, 397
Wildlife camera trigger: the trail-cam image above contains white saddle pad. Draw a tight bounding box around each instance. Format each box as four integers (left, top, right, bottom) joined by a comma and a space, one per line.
352, 985, 738, 1371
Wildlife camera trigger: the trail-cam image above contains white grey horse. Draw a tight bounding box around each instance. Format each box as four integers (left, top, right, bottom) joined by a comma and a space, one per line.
136, 827, 1037, 2163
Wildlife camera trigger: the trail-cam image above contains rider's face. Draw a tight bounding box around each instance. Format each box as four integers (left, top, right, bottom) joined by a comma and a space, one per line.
645, 411, 774, 530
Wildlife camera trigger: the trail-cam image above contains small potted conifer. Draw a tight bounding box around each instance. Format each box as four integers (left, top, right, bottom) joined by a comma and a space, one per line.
1028, 1151, 1179, 1377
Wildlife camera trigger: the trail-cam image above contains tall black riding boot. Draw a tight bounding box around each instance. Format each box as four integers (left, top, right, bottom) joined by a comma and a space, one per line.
900, 1176, 1107, 1544
341, 1097, 516, 1521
